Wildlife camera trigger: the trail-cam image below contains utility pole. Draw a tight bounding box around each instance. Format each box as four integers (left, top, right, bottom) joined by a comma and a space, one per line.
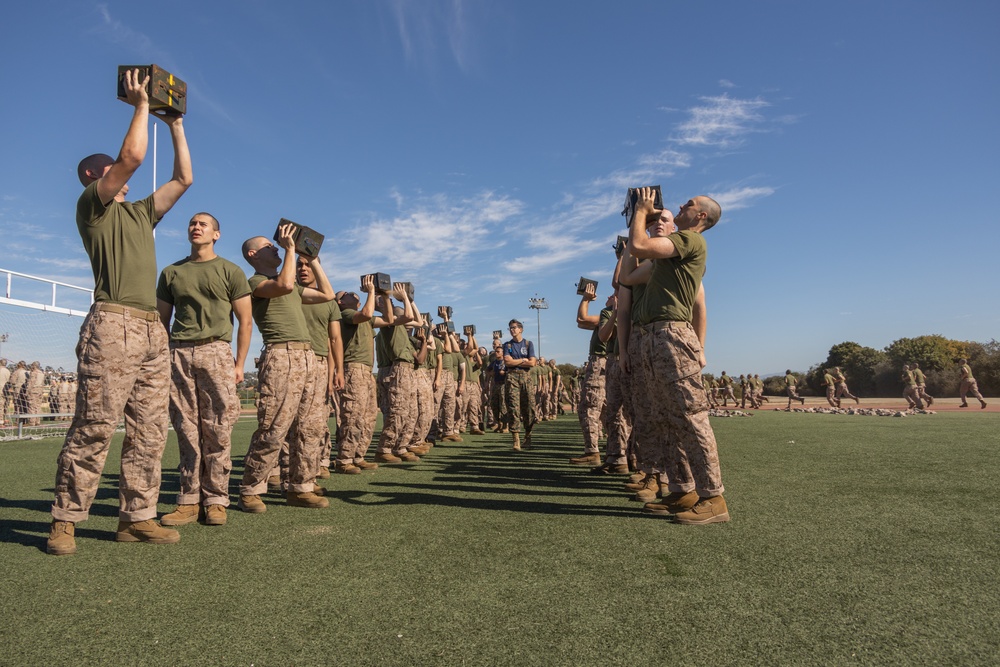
528, 296, 548, 357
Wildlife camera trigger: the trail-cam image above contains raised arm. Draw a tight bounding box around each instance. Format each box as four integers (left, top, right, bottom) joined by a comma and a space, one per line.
351, 275, 377, 324
629, 187, 678, 260
598, 296, 617, 344
301, 256, 335, 304
577, 284, 600, 329
251, 225, 298, 298
96, 69, 150, 206
151, 114, 193, 219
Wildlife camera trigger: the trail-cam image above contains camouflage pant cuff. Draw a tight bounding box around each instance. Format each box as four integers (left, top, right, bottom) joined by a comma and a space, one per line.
287, 482, 314, 493
120, 506, 158, 523
240, 481, 269, 497
319, 458, 331, 468
665, 483, 696, 493
698, 486, 725, 498
51, 507, 90, 523
177, 492, 203, 505
204, 499, 230, 508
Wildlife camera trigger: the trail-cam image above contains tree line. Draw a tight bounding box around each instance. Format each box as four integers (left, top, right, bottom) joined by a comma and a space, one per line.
765, 335, 998, 398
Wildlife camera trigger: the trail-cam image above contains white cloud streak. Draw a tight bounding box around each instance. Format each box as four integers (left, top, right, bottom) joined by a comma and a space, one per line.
321, 190, 523, 288
673, 94, 770, 148
390, 0, 475, 72
708, 185, 776, 212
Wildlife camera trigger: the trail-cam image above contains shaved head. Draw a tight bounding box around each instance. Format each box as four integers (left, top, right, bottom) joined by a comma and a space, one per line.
77, 153, 114, 186
241, 236, 269, 261
697, 196, 722, 230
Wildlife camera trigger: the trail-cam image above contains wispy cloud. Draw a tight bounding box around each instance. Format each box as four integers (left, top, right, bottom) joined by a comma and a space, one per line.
36, 257, 94, 272
708, 185, 777, 212
673, 94, 770, 148
591, 149, 691, 191
94, 4, 158, 55
321, 190, 523, 289
390, 0, 476, 72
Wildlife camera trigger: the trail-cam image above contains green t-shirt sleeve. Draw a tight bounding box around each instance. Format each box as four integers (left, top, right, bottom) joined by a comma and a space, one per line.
155, 270, 172, 305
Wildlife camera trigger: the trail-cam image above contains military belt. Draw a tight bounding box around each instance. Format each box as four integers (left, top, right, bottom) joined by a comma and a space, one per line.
266, 341, 312, 350
171, 337, 224, 347
95, 302, 159, 322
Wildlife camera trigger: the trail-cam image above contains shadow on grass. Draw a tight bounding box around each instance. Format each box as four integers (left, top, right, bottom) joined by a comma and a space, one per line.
0, 496, 118, 552
331, 487, 643, 518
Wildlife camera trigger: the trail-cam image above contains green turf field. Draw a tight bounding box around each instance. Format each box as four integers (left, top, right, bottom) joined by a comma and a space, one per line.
2, 411, 998, 666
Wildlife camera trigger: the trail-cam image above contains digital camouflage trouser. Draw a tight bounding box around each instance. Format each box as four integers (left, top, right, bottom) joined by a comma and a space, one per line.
53, 305, 170, 523
169, 340, 241, 507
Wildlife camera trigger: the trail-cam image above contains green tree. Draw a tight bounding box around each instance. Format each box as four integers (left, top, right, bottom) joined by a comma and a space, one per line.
884, 335, 963, 372
822, 341, 886, 396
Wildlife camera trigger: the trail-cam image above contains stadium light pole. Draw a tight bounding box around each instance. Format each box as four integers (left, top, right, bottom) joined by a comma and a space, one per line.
528, 296, 548, 357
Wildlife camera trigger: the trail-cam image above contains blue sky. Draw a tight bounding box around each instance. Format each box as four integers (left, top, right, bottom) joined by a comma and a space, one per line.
1, 0, 998, 374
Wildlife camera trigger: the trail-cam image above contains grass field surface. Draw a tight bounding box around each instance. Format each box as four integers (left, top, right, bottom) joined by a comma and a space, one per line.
1, 410, 998, 666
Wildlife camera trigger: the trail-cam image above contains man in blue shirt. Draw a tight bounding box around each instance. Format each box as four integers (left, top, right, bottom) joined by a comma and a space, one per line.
502, 319, 536, 451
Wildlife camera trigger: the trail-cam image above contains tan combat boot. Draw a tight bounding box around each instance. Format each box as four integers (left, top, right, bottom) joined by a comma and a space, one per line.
642, 491, 700, 516
512, 431, 521, 451
116, 519, 181, 544
633, 475, 661, 503
238, 494, 267, 513
47, 520, 77, 556
204, 505, 227, 526
286, 491, 330, 509
570, 452, 601, 466
160, 504, 200, 526
672, 495, 730, 525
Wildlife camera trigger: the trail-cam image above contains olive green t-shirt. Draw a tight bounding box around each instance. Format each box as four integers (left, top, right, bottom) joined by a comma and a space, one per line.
466, 353, 482, 384
639, 230, 707, 325
785, 373, 797, 387
588, 308, 612, 357
425, 339, 439, 372
248, 273, 310, 344
630, 281, 647, 326
387, 325, 415, 364
823, 373, 836, 387
301, 299, 342, 356
442, 347, 456, 376
156, 256, 251, 342
77, 182, 161, 312
912, 368, 926, 384
448, 351, 463, 381
529, 365, 543, 387
339, 309, 374, 366
551, 366, 561, 386
375, 328, 391, 369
